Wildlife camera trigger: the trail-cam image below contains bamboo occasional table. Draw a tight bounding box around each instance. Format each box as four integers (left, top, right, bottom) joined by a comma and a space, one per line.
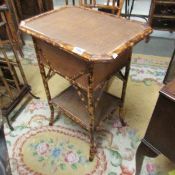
20, 6, 152, 160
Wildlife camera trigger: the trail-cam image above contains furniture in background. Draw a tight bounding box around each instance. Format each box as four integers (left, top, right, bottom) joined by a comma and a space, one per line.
148, 0, 175, 82
79, 0, 124, 15
149, 0, 175, 31
0, 0, 53, 57
164, 48, 175, 84
0, 10, 37, 130
136, 79, 175, 175
14, 0, 53, 21
65, 0, 75, 5
20, 6, 152, 160
0, 1, 23, 57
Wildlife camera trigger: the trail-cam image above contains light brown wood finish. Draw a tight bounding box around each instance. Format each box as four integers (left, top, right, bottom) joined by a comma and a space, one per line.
20, 7, 152, 62
20, 6, 152, 160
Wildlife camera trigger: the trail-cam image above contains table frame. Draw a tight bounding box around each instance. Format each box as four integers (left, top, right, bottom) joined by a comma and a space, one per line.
33, 37, 131, 160
20, 6, 152, 160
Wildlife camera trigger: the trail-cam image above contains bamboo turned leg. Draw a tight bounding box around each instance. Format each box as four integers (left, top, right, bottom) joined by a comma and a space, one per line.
119, 57, 131, 126
87, 64, 96, 161
39, 62, 54, 125
33, 39, 54, 126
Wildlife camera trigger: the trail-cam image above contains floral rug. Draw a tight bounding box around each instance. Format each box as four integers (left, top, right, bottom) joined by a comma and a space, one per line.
3, 39, 170, 175
4, 99, 162, 175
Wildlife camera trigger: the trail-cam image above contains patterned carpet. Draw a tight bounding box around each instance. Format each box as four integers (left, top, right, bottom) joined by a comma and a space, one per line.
3, 40, 170, 175
4, 100, 162, 175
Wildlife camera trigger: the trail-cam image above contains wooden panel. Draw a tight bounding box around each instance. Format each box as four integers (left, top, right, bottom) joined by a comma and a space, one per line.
144, 92, 175, 161
37, 39, 131, 90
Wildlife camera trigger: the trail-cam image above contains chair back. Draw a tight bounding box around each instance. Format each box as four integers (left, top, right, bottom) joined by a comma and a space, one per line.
79, 0, 124, 16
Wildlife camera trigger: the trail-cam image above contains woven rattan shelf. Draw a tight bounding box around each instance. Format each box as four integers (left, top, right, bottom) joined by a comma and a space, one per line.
52, 86, 121, 130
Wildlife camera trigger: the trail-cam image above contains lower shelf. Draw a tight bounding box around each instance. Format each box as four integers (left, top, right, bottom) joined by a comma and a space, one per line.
51, 86, 121, 130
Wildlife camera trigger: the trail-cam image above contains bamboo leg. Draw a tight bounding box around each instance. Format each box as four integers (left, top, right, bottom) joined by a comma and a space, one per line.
87, 63, 96, 161
33, 39, 54, 126
119, 55, 131, 126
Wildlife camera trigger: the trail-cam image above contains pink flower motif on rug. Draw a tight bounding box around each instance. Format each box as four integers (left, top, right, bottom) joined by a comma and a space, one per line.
146, 163, 157, 174
120, 165, 135, 175
36, 143, 50, 156
65, 151, 79, 164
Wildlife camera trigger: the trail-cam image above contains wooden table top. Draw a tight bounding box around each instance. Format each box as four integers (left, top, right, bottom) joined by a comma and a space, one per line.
20, 6, 152, 62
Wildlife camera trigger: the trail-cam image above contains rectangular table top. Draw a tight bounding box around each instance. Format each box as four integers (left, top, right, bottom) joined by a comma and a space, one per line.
20, 6, 152, 62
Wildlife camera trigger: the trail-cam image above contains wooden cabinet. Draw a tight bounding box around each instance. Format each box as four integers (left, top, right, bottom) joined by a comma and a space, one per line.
136, 79, 175, 175
149, 0, 175, 31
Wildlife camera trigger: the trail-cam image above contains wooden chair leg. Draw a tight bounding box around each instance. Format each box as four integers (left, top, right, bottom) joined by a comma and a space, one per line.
135, 142, 158, 175
6, 115, 14, 131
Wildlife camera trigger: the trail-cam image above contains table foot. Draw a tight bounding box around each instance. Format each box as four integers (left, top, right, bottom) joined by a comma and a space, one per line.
49, 121, 53, 126
118, 107, 127, 126
29, 91, 40, 99
89, 146, 96, 161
